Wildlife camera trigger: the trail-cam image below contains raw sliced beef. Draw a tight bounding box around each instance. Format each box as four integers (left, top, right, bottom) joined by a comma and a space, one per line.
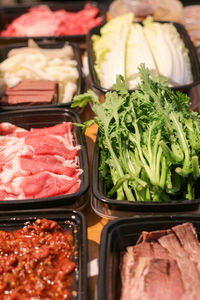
0, 122, 81, 200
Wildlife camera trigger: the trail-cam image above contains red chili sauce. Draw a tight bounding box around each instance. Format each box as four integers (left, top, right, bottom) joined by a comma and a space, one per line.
0, 218, 76, 299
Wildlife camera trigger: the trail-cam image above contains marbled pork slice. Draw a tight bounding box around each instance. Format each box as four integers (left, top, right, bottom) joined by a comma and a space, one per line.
0, 154, 78, 184
0, 171, 80, 200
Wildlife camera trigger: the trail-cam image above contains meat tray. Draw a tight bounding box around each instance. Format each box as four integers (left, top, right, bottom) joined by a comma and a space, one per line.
92, 139, 200, 214
87, 21, 200, 94
0, 40, 84, 110
98, 214, 200, 300
0, 1, 106, 44
0, 107, 89, 209
0, 208, 87, 300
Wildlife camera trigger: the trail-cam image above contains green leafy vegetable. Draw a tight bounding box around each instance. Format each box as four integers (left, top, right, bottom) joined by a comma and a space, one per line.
72, 64, 200, 202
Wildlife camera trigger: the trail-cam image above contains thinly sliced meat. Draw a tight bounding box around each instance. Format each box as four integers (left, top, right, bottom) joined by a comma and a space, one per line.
30, 122, 73, 136
158, 233, 200, 299
0, 171, 80, 200
137, 229, 171, 244
0, 154, 78, 184
0, 137, 33, 166
121, 241, 171, 300
0, 122, 81, 200
7, 94, 53, 104
0, 122, 27, 136
172, 223, 200, 271
143, 258, 185, 300
24, 134, 78, 160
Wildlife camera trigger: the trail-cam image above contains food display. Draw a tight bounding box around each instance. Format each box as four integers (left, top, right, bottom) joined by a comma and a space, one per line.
0, 4, 103, 37
0, 40, 79, 104
91, 14, 193, 90
0, 218, 76, 299
0, 121, 81, 200
121, 222, 200, 300
72, 65, 200, 203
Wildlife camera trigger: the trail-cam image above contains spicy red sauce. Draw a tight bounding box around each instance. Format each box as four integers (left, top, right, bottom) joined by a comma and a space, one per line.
0, 218, 76, 299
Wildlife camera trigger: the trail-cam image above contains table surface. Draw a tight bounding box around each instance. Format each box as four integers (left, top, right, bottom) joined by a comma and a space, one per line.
78, 103, 108, 300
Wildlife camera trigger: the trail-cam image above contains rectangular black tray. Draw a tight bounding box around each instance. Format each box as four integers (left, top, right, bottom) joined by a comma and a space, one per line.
0, 208, 87, 300
98, 214, 200, 300
0, 1, 106, 44
87, 21, 200, 94
92, 139, 200, 213
0, 107, 89, 209
0, 40, 84, 110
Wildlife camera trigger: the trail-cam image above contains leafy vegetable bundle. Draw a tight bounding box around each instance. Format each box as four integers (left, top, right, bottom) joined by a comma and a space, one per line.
72, 65, 200, 202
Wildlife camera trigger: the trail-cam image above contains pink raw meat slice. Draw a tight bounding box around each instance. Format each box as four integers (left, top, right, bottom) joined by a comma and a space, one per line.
0, 136, 33, 166
0, 154, 78, 184
22, 171, 80, 198
0, 122, 27, 136
0, 172, 80, 199
24, 134, 77, 160
30, 122, 73, 136
0, 121, 81, 200
20, 155, 77, 177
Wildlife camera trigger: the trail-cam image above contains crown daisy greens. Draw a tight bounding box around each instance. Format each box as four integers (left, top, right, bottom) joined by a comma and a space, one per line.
72, 64, 200, 202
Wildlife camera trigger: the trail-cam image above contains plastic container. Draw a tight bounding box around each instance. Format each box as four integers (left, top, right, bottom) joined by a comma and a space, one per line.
0, 40, 84, 110
0, 107, 89, 210
87, 21, 200, 94
98, 214, 200, 300
0, 1, 106, 45
92, 139, 200, 218
0, 208, 87, 300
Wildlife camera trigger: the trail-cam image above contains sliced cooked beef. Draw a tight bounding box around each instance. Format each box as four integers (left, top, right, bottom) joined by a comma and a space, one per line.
159, 233, 200, 299
172, 223, 200, 271
121, 223, 200, 300
143, 258, 185, 300
137, 229, 171, 244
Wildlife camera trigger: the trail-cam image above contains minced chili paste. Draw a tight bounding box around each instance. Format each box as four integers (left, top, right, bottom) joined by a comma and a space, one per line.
0, 218, 76, 299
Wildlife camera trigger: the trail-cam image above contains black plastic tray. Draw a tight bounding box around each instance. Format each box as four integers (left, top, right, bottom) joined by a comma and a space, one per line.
98, 214, 200, 300
92, 140, 200, 213
0, 107, 89, 209
87, 21, 200, 94
0, 208, 87, 300
0, 1, 106, 44
0, 40, 84, 110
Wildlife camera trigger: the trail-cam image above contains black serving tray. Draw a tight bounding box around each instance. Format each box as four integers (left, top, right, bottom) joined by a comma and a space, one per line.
0, 40, 84, 110
0, 107, 89, 209
87, 21, 200, 94
0, 1, 106, 44
0, 208, 87, 300
98, 214, 200, 300
92, 140, 200, 213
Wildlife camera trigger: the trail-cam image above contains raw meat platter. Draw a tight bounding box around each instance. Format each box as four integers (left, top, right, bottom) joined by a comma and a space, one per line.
0, 108, 89, 209
0, 2, 106, 42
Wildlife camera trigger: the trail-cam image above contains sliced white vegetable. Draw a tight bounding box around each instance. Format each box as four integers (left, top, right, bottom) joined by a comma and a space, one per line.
92, 13, 133, 89
126, 23, 158, 89
143, 22, 173, 81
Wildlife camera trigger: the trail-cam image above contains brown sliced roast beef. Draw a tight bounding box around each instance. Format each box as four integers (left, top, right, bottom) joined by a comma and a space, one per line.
2, 79, 58, 105
120, 223, 200, 300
